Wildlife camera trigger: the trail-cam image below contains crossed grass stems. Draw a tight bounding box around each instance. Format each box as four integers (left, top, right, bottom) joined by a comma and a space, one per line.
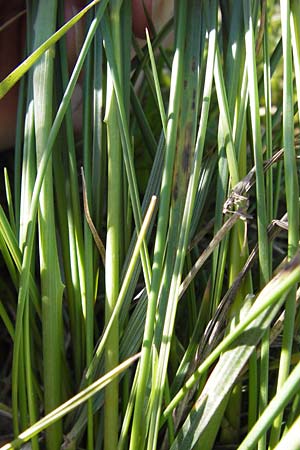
0, 1, 300, 450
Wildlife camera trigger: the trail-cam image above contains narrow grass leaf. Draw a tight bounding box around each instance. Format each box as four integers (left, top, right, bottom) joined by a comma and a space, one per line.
0, 354, 140, 450
0, 0, 102, 99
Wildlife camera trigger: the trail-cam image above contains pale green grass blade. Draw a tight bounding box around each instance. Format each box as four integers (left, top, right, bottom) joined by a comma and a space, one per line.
214, 45, 239, 186
258, 4, 273, 448
146, 29, 167, 135
211, 30, 246, 354
211, 35, 243, 335
103, 4, 124, 448
146, 2, 212, 448
56, 8, 86, 382
118, 132, 164, 320
241, 6, 271, 440
237, 358, 300, 450
13, 72, 26, 226
92, 25, 105, 242
291, 1, 300, 118
87, 196, 156, 379
0, 0, 102, 99
101, 15, 152, 293
24, 298, 39, 450
274, 415, 300, 450
63, 135, 164, 442
0, 299, 14, 340
269, 1, 300, 445
0, 231, 18, 297
167, 255, 300, 449
156, 0, 217, 425
3, 169, 16, 233
32, 2, 64, 447
0, 205, 40, 311
1, 2, 299, 449
18, 82, 36, 248
0, 354, 140, 450
243, 0, 269, 286
10, 1, 109, 443
130, 84, 157, 158
81, 14, 97, 449
163, 254, 300, 422
129, 1, 187, 446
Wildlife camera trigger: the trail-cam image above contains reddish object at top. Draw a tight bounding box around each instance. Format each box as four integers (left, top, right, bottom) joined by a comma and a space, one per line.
131, 0, 153, 38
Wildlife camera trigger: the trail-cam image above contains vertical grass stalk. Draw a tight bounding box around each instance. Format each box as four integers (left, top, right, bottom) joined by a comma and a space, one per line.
32, 2, 64, 448
129, 2, 187, 448
104, 3, 123, 449
269, 1, 300, 445
258, 3, 273, 448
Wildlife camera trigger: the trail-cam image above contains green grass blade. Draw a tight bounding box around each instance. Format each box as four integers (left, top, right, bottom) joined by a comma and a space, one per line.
101, 15, 152, 293
103, 5, 123, 448
129, 2, 188, 447
274, 414, 300, 450
0, 354, 140, 450
31, 2, 64, 447
238, 359, 300, 450
269, 1, 300, 445
163, 254, 300, 424
243, 0, 269, 286
146, 29, 167, 135
0, 0, 102, 99
10, 2, 109, 443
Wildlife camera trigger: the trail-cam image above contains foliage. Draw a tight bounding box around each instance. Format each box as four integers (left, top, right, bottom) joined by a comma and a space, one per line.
0, 1, 300, 449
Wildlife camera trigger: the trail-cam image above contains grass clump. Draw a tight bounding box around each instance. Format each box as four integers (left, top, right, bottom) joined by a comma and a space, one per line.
0, 1, 300, 449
